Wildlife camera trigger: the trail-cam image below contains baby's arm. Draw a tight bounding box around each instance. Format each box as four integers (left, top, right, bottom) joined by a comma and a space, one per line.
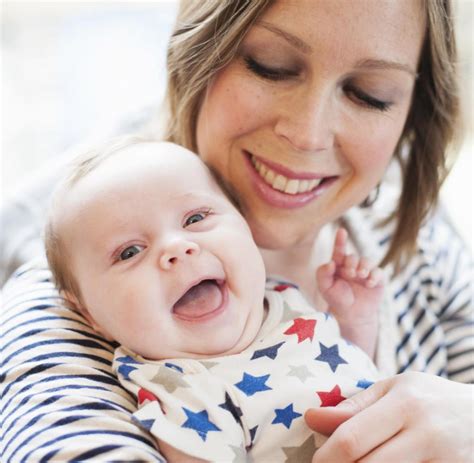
316, 228, 384, 358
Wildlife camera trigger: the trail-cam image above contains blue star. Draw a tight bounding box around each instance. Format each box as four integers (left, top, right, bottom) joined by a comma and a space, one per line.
164, 362, 183, 373
357, 378, 374, 389
272, 404, 302, 429
315, 342, 348, 372
116, 355, 141, 364
248, 425, 259, 449
235, 373, 272, 396
251, 342, 284, 360
117, 364, 137, 380
136, 418, 155, 431
218, 392, 243, 426
181, 407, 221, 441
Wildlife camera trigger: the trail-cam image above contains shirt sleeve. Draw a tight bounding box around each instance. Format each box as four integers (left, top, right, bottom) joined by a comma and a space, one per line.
394, 210, 473, 383
431, 214, 473, 382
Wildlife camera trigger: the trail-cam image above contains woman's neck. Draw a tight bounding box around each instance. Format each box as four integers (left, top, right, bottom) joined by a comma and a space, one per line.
259, 224, 335, 307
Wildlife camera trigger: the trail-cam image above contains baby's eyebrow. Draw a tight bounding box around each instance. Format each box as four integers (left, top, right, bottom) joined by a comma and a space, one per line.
173, 192, 217, 202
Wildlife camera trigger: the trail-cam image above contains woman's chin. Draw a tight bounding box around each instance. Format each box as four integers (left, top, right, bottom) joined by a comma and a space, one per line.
251, 222, 317, 251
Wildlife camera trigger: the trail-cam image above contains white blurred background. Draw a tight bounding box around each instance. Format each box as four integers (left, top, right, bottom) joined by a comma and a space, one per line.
1, 0, 473, 249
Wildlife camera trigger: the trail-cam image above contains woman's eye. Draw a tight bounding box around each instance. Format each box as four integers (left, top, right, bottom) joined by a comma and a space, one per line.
244, 56, 299, 81
344, 83, 392, 112
119, 245, 144, 261
184, 209, 212, 227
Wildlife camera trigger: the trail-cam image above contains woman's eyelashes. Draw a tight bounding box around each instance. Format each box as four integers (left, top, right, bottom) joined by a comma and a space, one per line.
244, 54, 393, 112
343, 82, 392, 112
183, 208, 214, 228
244, 55, 299, 81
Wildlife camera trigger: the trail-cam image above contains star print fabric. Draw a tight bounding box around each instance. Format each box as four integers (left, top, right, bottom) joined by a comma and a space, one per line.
113, 284, 379, 462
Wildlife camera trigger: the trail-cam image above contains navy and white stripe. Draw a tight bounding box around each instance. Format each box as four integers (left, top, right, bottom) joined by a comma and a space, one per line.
390, 214, 473, 383
1, 262, 165, 462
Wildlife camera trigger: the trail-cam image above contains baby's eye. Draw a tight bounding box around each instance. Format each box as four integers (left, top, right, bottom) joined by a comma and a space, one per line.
119, 245, 145, 261
184, 209, 212, 227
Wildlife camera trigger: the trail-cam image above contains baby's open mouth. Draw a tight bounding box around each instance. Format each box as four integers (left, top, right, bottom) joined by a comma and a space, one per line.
172, 279, 224, 320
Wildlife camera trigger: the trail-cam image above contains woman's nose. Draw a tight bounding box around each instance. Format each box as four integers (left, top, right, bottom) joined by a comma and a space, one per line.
274, 86, 335, 153
159, 239, 200, 270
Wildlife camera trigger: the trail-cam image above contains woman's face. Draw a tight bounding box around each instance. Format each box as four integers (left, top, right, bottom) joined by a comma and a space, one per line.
196, 0, 425, 250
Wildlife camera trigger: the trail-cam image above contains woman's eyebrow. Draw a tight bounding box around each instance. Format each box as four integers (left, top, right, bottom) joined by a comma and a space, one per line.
355, 58, 418, 77
257, 21, 313, 54
256, 22, 416, 77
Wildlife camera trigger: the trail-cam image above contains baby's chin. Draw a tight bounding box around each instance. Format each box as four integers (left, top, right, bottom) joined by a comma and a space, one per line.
177, 323, 264, 361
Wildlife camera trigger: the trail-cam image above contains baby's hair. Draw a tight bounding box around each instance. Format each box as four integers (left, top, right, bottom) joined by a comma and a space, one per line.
45, 134, 157, 307
45, 134, 241, 307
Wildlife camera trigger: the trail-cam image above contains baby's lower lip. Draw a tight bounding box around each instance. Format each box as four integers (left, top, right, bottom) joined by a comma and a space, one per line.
243, 151, 337, 209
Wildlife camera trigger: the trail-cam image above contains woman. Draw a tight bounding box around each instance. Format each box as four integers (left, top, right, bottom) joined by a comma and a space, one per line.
1, 0, 472, 461
164, 1, 472, 461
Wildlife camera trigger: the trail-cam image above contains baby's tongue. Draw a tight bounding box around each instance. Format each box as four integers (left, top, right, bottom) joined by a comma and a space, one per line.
173, 280, 222, 318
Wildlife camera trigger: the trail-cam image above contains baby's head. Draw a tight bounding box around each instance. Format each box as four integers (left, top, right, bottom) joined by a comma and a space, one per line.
45, 137, 266, 360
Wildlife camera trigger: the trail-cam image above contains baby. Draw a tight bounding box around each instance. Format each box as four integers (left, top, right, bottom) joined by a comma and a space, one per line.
45, 137, 383, 462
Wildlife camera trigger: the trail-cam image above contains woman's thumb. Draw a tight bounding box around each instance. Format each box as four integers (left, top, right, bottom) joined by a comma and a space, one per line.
304, 378, 391, 436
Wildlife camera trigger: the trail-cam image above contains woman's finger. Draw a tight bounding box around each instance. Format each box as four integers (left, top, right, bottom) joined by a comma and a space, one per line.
311, 393, 405, 463
304, 407, 354, 436
358, 430, 428, 463
310, 380, 406, 463
306, 378, 392, 436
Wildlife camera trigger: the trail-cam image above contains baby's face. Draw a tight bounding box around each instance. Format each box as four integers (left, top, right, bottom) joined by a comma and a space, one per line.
59, 142, 266, 360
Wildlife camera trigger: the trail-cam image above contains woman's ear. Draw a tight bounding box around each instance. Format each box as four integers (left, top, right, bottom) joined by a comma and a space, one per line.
60, 290, 114, 341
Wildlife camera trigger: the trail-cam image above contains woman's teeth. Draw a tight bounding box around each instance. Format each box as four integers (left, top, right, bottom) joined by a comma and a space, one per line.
251, 156, 322, 194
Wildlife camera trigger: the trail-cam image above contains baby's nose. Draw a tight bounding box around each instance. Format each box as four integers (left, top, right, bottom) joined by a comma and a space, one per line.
159, 239, 200, 270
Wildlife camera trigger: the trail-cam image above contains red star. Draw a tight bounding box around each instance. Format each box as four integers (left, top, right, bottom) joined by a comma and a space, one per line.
274, 284, 292, 292
138, 388, 158, 405
316, 385, 346, 407
284, 318, 317, 343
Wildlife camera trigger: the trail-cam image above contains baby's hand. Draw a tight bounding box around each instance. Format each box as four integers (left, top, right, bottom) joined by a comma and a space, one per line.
316, 228, 383, 356
317, 228, 383, 315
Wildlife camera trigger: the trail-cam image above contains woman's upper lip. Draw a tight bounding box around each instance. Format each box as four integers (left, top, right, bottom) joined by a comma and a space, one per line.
245, 150, 332, 180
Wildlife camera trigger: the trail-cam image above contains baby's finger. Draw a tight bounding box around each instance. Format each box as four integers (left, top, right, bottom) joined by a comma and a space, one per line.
356, 257, 371, 279
366, 267, 384, 288
316, 261, 337, 292
332, 228, 348, 266
341, 254, 358, 279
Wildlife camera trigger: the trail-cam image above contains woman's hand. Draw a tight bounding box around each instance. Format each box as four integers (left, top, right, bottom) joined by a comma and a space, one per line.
305, 372, 474, 462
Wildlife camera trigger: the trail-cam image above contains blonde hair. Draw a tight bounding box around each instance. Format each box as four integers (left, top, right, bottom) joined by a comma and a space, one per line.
45, 134, 157, 303
164, 0, 461, 271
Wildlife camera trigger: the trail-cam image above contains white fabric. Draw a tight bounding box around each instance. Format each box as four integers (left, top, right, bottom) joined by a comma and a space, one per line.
114, 285, 378, 461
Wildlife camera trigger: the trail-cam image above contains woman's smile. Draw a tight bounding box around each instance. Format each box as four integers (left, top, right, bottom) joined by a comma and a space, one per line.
196, 0, 418, 248
244, 150, 339, 209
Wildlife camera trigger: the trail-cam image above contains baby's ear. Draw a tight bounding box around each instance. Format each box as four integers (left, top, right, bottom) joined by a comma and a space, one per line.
60, 290, 113, 341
